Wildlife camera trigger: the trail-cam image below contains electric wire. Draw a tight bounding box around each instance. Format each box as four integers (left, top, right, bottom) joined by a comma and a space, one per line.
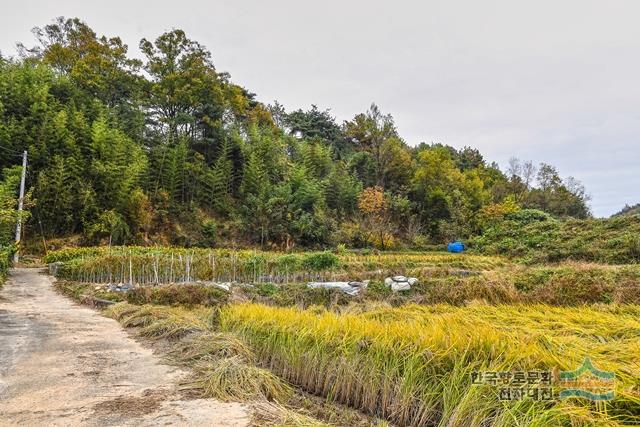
0, 144, 23, 157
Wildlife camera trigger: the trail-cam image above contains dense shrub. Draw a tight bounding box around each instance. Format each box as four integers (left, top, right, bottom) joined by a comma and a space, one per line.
55, 280, 228, 307
54, 281, 126, 303
0, 245, 13, 286
273, 254, 301, 274
126, 284, 228, 307
301, 251, 340, 271
200, 219, 217, 247
514, 264, 640, 305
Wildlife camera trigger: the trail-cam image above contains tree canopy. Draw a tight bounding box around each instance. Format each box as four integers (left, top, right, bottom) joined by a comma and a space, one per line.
0, 17, 592, 249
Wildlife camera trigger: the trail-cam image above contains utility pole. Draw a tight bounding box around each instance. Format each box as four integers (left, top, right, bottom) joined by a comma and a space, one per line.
14, 150, 27, 264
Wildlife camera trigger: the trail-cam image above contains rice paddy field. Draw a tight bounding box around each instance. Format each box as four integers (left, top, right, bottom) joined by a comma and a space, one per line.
49, 247, 640, 426
45, 247, 505, 285
222, 303, 640, 426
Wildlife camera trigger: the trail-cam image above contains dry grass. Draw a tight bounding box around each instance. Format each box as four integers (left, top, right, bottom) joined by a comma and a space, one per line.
104, 302, 149, 322
190, 356, 293, 402
251, 402, 331, 427
92, 389, 168, 416
104, 302, 211, 339
104, 302, 295, 411
170, 331, 255, 363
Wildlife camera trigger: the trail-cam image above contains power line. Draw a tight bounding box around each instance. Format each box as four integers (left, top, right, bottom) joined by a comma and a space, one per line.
0, 144, 20, 153
0, 144, 23, 157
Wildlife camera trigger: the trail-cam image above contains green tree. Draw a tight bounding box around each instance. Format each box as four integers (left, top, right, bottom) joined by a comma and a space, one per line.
206, 139, 234, 214
89, 116, 147, 212
34, 155, 77, 233
345, 104, 411, 190
0, 166, 22, 245
127, 188, 153, 240
324, 165, 362, 218
285, 105, 352, 156
87, 210, 130, 245
23, 17, 144, 136
140, 29, 225, 143
411, 147, 489, 239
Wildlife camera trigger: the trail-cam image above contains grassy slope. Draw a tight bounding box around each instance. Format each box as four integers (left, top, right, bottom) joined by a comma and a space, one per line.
470, 211, 640, 264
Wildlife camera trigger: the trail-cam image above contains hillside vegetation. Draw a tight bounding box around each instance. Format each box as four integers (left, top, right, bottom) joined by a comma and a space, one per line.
0, 166, 21, 284
470, 209, 640, 264
1, 17, 591, 251
613, 203, 640, 217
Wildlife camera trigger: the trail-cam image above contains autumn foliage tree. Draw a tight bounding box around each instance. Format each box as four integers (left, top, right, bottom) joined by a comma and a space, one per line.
358, 186, 395, 249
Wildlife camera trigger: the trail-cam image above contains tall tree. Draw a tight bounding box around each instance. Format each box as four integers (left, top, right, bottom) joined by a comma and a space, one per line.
285, 105, 352, 156
344, 104, 411, 190
140, 29, 225, 144
22, 17, 144, 135
0, 166, 23, 245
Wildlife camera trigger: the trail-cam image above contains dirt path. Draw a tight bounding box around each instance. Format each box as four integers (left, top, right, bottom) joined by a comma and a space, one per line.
0, 268, 250, 426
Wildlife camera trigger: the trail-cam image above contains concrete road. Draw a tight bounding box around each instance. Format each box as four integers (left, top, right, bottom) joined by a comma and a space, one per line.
0, 268, 249, 426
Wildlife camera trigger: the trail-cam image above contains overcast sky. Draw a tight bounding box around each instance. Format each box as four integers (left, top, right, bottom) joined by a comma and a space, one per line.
2, 0, 639, 216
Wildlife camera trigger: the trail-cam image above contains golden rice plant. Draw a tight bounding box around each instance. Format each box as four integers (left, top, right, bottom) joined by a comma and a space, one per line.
221, 302, 640, 426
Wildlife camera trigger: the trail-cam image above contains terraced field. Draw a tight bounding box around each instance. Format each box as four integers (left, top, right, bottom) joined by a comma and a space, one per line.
48, 247, 640, 426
